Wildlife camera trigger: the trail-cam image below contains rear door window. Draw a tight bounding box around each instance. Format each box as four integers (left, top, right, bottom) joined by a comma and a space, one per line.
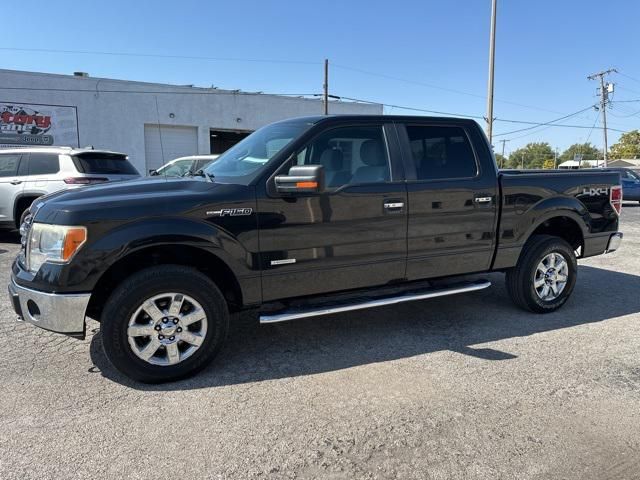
26, 153, 60, 175
0, 154, 21, 177
405, 125, 478, 180
72, 153, 139, 175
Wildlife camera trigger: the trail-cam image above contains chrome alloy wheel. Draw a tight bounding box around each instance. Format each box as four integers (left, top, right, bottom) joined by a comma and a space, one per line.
127, 293, 208, 366
533, 253, 569, 301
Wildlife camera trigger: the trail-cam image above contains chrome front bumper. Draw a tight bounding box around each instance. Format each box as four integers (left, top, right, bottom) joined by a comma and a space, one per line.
8, 278, 90, 337
606, 232, 623, 253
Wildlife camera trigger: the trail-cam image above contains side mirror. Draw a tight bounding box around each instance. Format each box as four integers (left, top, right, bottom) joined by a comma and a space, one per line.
149, 169, 158, 176
275, 165, 325, 194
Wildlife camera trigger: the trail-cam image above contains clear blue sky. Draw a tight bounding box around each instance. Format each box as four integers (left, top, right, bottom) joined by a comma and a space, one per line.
2, 0, 639, 155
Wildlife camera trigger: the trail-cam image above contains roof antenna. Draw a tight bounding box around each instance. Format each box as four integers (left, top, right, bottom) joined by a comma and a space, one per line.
154, 96, 167, 181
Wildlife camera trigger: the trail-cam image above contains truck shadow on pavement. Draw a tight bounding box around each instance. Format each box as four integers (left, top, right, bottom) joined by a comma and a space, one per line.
89, 264, 640, 390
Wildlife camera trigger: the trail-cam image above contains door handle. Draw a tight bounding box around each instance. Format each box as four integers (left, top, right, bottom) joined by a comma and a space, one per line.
383, 201, 404, 209
10, 180, 22, 185
474, 196, 492, 204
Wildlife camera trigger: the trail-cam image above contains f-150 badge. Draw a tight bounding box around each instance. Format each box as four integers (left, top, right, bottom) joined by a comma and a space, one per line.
207, 208, 253, 217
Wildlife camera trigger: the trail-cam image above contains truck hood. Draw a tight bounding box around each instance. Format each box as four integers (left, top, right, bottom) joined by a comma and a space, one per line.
33, 177, 253, 226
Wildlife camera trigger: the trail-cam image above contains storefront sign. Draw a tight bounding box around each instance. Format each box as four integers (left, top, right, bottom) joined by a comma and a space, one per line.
0, 103, 79, 148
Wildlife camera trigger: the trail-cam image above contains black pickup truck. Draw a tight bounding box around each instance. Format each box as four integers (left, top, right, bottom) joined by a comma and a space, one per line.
9, 115, 623, 382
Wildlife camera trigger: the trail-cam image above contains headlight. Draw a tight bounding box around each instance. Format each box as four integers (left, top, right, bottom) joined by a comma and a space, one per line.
26, 223, 87, 274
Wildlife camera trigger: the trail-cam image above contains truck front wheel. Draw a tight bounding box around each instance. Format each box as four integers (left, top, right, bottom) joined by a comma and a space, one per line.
101, 265, 229, 383
506, 235, 577, 313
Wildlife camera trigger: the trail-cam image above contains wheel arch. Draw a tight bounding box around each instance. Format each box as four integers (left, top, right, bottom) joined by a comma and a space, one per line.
14, 193, 43, 227
87, 243, 245, 320
525, 212, 585, 252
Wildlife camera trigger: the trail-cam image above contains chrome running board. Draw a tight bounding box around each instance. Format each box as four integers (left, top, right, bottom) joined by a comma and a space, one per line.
259, 279, 491, 324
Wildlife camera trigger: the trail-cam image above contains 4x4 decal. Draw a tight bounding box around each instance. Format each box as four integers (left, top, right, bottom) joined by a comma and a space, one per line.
582, 187, 610, 196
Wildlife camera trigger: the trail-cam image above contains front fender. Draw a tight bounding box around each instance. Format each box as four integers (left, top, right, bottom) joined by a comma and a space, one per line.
26, 217, 258, 296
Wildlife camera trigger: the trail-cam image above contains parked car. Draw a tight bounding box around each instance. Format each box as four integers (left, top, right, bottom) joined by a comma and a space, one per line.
9, 115, 623, 382
0, 147, 139, 229
149, 155, 219, 177
608, 167, 640, 202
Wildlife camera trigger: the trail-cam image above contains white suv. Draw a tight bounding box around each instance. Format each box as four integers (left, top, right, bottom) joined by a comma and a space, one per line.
0, 147, 140, 229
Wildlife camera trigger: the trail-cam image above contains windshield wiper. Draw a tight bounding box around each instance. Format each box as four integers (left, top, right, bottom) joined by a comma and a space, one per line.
184, 169, 215, 182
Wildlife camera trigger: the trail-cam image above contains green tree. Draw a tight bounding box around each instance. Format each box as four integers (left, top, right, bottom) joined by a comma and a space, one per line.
610, 130, 640, 159
507, 142, 555, 169
494, 152, 507, 168
559, 143, 600, 162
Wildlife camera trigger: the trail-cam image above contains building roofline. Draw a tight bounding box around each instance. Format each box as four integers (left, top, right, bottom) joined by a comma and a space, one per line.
0, 68, 367, 106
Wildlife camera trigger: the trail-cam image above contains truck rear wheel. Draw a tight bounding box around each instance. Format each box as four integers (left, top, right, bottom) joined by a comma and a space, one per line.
506, 235, 577, 313
101, 265, 229, 383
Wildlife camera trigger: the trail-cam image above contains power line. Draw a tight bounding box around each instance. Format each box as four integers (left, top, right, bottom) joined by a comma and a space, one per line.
584, 114, 600, 144
493, 106, 596, 137
333, 63, 565, 115
0, 45, 566, 115
618, 85, 640, 96
339, 95, 629, 136
338, 95, 485, 119
0, 47, 319, 66
1, 83, 629, 137
617, 71, 640, 84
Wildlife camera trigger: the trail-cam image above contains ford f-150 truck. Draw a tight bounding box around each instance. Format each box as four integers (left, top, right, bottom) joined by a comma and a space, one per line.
9, 115, 623, 382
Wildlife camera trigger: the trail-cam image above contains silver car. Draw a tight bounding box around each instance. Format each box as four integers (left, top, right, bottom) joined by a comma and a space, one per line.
149, 154, 219, 177
0, 147, 139, 229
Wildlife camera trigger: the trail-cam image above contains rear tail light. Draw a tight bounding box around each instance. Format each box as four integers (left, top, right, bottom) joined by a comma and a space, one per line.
64, 177, 108, 185
610, 185, 623, 215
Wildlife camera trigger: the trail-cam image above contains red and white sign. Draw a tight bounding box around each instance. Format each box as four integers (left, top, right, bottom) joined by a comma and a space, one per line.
0, 103, 79, 148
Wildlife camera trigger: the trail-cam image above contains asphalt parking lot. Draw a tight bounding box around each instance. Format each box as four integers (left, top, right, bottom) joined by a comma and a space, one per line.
1, 205, 639, 480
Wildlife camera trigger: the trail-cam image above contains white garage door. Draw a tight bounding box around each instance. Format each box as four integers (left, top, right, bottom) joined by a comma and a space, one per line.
144, 124, 199, 172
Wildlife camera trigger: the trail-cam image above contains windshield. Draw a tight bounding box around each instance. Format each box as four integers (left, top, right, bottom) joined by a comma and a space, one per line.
205, 120, 312, 184
157, 159, 192, 177
627, 169, 640, 181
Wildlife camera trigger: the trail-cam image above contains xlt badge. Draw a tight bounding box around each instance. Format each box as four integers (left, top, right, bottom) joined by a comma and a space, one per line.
207, 208, 253, 217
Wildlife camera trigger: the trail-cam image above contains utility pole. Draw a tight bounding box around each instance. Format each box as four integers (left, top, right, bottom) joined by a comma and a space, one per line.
521, 154, 524, 170
554, 148, 558, 169
485, 0, 498, 144
323, 59, 329, 115
499, 139, 509, 168
588, 68, 617, 167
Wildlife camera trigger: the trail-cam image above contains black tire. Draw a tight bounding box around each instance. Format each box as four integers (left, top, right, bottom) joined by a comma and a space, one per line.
16, 204, 31, 230
101, 265, 229, 383
505, 235, 577, 313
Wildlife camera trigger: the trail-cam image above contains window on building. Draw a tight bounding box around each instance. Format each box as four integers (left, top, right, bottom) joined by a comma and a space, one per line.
405, 125, 478, 180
